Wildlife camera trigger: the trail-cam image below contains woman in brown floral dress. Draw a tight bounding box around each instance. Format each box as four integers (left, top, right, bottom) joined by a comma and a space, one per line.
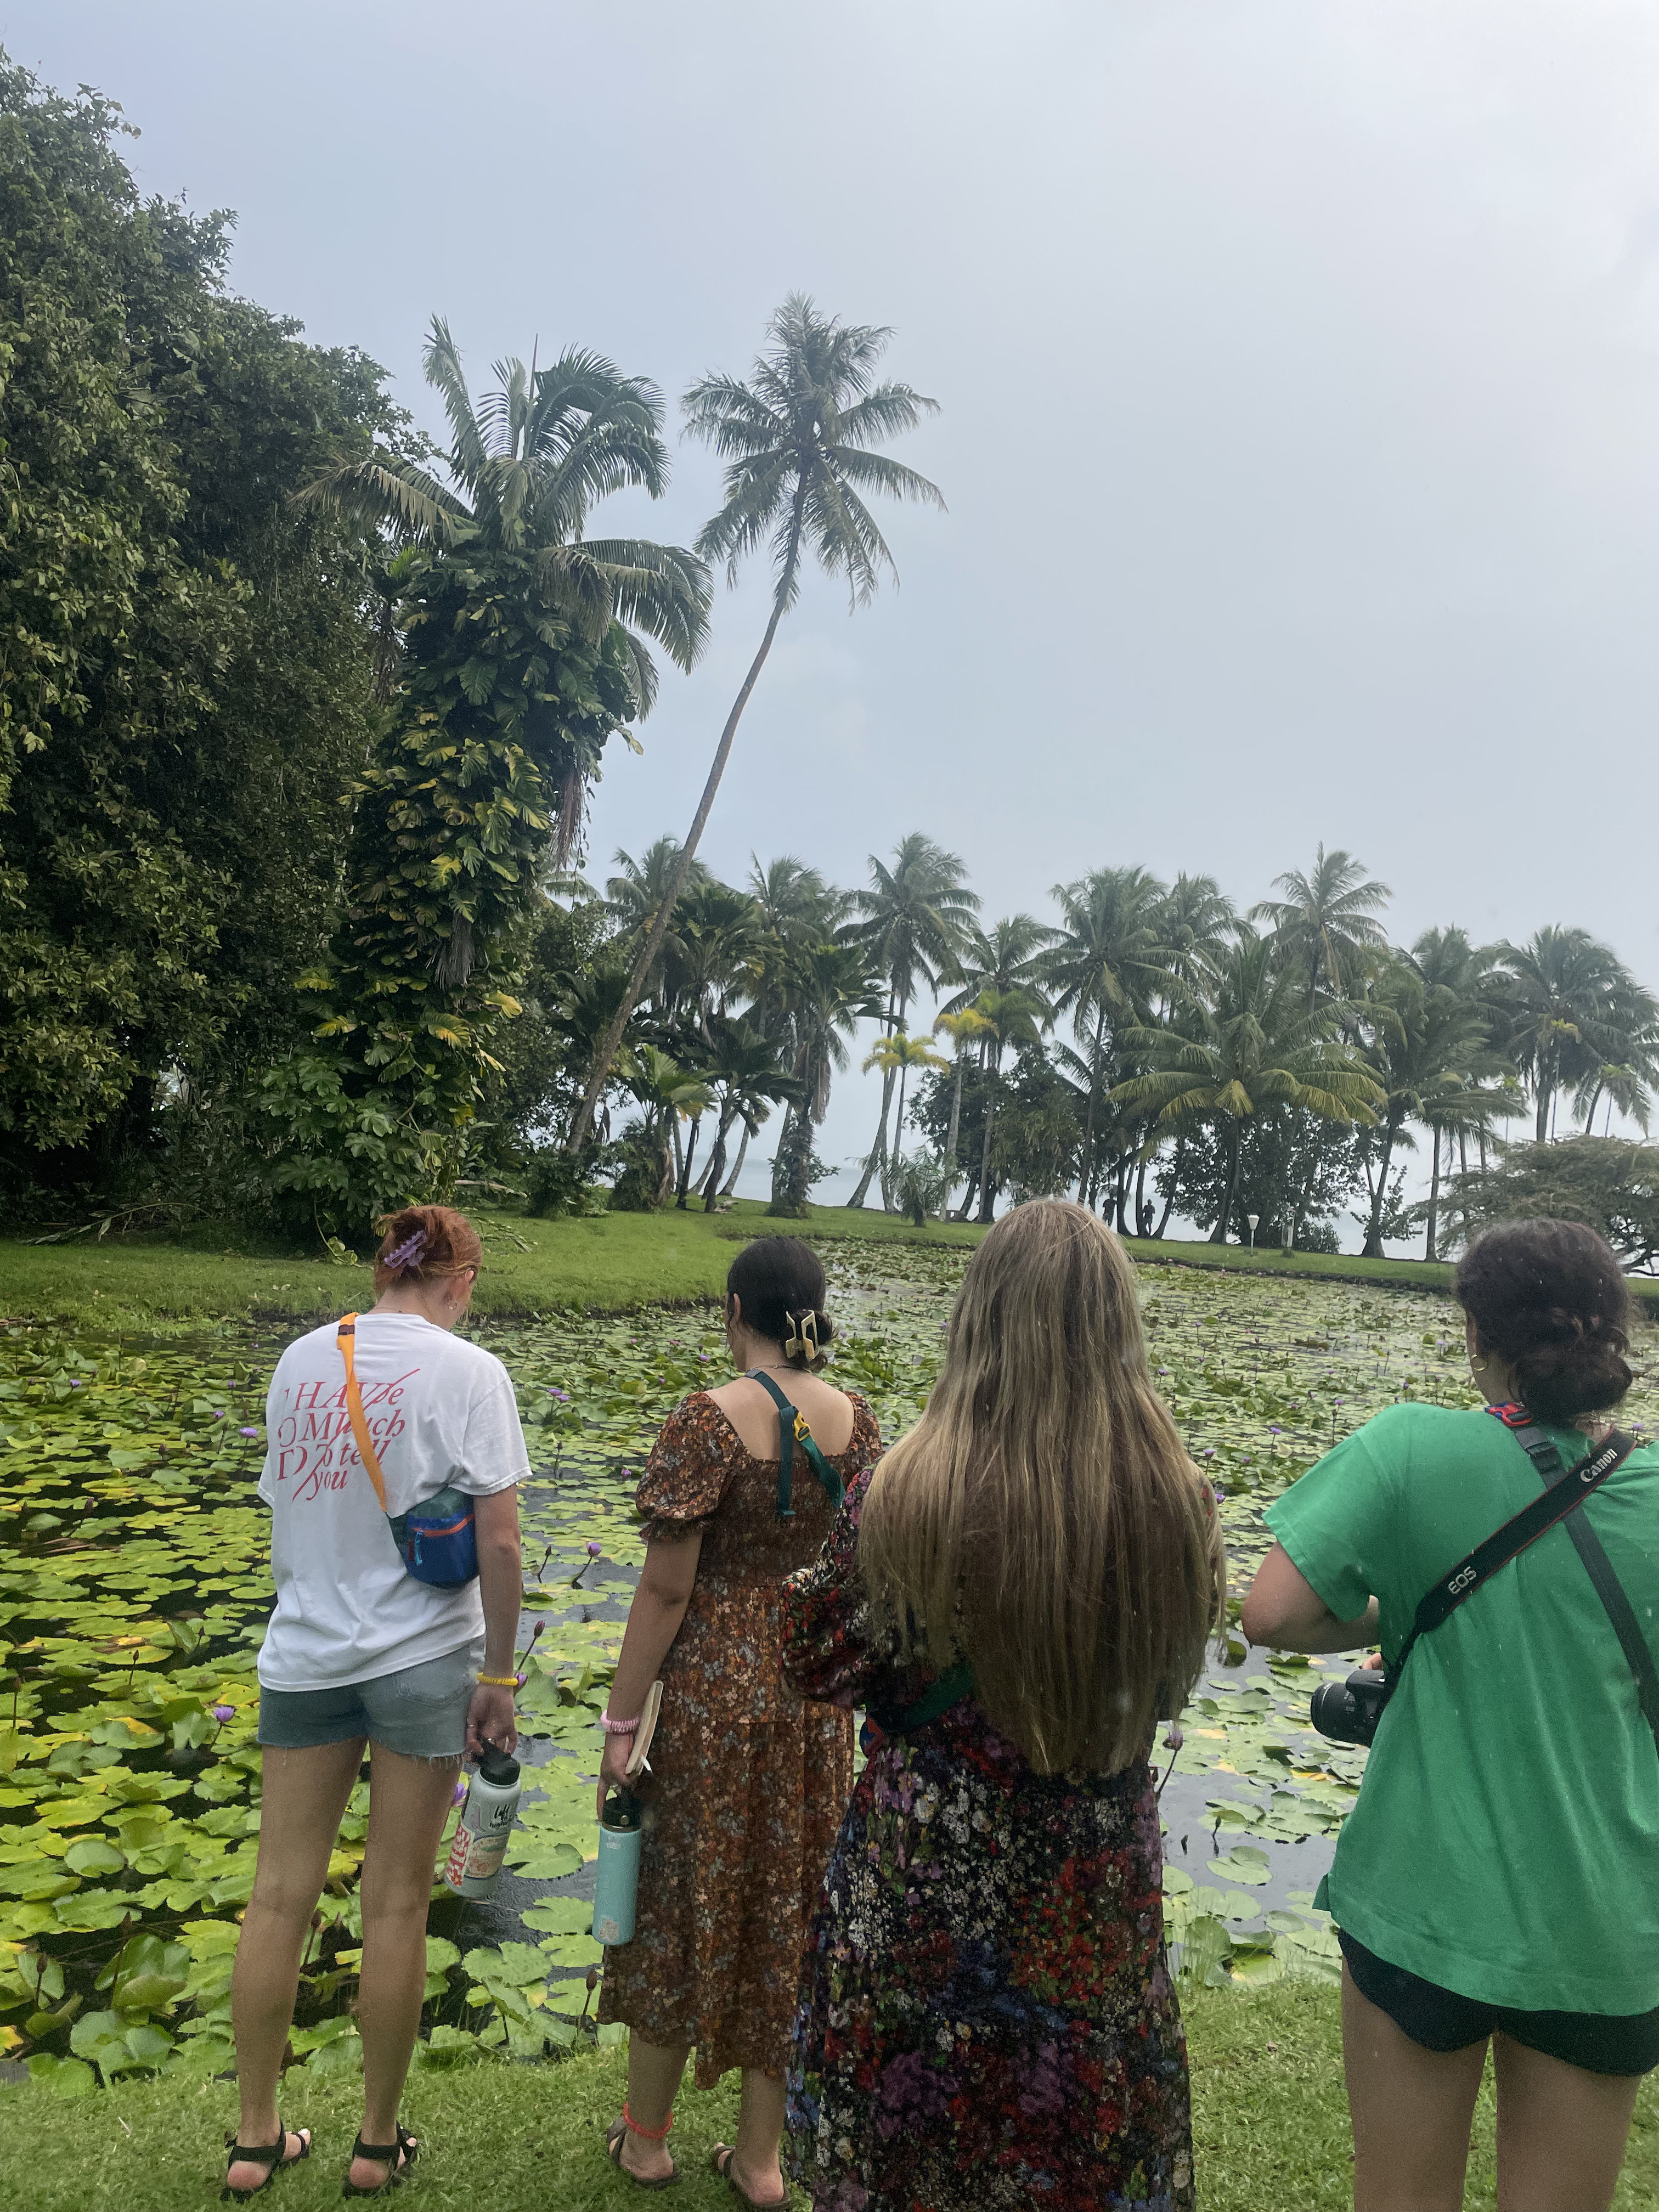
596, 1237, 881, 2203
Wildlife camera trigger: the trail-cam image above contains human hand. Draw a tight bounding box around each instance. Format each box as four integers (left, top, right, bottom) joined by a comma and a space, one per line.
595, 1728, 633, 1818
466, 1683, 517, 1760
1361, 1651, 1386, 1672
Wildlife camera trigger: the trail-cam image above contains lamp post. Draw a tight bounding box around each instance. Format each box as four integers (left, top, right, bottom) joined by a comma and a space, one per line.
1246, 1212, 1260, 1251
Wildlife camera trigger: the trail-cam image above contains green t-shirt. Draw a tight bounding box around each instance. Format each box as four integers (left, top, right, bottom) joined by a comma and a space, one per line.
1266, 1400, 1659, 2016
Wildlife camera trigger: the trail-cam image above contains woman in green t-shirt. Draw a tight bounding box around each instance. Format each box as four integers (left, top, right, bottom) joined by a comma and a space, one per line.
1244, 1220, 1659, 2212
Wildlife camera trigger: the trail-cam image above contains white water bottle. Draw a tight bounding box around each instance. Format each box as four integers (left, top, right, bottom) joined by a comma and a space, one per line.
444, 1745, 521, 1898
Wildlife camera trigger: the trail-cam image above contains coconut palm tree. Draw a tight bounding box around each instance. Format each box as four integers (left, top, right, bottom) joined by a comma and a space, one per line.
967, 986, 1048, 1223
1113, 929, 1381, 1244
1251, 845, 1392, 1009
690, 1018, 797, 1210
303, 317, 710, 860
1351, 956, 1510, 1257
932, 1006, 994, 1191
604, 841, 711, 1012
1040, 868, 1172, 1211
845, 837, 981, 1207
1498, 927, 1659, 1142
768, 940, 884, 1216
861, 1031, 949, 1180
567, 296, 943, 1152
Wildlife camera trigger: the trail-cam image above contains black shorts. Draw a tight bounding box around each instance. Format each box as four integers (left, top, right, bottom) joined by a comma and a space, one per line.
1339, 1931, 1659, 2079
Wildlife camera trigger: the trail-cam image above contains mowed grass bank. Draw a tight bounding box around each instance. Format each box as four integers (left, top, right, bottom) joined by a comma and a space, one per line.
4, 1983, 1658, 2212
3, 1201, 1654, 1331
0, 1201, 988, 1331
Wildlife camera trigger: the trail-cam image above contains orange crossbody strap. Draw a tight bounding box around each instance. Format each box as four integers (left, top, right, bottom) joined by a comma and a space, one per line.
337, 1316, 391, 1515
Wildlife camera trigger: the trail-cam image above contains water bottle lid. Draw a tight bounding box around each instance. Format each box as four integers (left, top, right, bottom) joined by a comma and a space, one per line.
602, 1788, 641, 1831
479, 1744, 520, 1786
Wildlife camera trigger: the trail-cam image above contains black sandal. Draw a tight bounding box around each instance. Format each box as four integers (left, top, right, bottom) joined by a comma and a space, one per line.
342, 2126, 417, 2198
606, 2116, 681, 2190
221, 2122, 311, 2202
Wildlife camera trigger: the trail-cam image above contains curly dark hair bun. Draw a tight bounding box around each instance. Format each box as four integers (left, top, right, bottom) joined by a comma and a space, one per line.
1453, 1218, 1635, 1425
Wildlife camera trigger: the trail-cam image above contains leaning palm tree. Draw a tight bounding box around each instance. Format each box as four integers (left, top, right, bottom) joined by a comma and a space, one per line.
1113, 929, 1381, 1244
567, 296, 944, 1153
1250, 845, 1392, 1010
846, 837, 982, 1207
304, 316, 710, 859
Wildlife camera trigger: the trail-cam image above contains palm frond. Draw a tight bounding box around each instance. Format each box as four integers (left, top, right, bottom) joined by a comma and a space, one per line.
577, 538, 712, 673
422, 317, 491, 488
826, 445, 947, 511
834, 383, 942, 445
295, 455, 470, 545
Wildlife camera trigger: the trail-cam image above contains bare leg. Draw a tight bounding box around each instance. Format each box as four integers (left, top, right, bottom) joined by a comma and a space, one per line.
1342, 1965, 1488, 2212
229, 1739, 364, 2193
348, 1745, 462, 2192
1492, 2030, 1641, 2212
614, 2032, 690, 2182
727, 2068, 788, 2205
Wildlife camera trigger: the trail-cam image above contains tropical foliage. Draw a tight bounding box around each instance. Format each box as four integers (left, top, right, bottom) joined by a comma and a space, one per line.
4, 59, 1657, 1266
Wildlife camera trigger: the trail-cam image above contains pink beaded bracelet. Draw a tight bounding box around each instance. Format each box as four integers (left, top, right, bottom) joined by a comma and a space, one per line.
599, 1712, 640, 1736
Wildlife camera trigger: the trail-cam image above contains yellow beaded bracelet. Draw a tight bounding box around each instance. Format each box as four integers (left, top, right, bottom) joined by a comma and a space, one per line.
476, 1673, 518, 1688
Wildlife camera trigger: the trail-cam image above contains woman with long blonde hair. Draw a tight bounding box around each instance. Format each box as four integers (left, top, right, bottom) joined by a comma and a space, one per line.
780, 1200, 1223, 2212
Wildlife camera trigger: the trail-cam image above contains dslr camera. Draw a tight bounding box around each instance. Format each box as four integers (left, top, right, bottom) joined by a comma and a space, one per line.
1309, 1666, 1392, 1747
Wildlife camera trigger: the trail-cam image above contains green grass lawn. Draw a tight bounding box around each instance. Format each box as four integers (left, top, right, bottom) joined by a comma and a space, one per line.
2, 1200, 1652, 1330
3, 1983, 1657, 2211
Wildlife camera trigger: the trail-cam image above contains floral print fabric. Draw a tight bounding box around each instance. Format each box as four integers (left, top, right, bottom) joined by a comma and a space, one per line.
597, 1387, 882, 2087
781, 1469, 1195, 2212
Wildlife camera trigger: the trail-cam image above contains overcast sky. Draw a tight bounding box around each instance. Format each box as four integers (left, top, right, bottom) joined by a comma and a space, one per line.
10, 1, 1659, 1231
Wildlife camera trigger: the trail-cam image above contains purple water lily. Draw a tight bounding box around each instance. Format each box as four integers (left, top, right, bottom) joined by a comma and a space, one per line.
239, 1426, 258, 1437
211, 1704, 235, 1723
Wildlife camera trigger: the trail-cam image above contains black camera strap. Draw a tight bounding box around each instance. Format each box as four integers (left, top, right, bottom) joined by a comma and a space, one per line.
1391, 1425, 1640, 1685
1503, 1419, 1659, 1757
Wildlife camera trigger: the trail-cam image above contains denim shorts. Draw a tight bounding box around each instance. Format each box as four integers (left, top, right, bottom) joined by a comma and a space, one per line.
1340, 1931, 1659, 2078
258, 1643, 480, 1762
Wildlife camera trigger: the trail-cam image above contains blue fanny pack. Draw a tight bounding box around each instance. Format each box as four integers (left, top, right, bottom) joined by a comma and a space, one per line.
338, 1316, 479, 1589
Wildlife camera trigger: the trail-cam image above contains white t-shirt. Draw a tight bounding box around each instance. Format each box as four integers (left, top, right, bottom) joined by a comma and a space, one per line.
256, 1313, 530, 1691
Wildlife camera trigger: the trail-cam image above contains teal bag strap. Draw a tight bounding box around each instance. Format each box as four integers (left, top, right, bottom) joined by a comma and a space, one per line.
898, 1660, 976, 1733
746, 1370, 845, 1521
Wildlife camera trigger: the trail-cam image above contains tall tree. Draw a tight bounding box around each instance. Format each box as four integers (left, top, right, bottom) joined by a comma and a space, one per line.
1113, 929, 1381, 1244
932, 1007, 994, 1197
967, 986, 1047, 1222
1251, 845, 1392, 1009
1040, 868, 1171, 1213
262, 325, 710, 1235
846, 837, 982, 1206
0, 63, 402, 1199
860, 1032, 948, 1180
306, 317, 710, 856
1351, 957, 1506, 1259
567, 295, 944, 1154
1498, 927, 1659, 1142
766, 940, 882, 1216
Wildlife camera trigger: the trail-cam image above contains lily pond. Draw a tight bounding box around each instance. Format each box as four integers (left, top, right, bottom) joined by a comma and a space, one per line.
3, 1247, 1654, 2096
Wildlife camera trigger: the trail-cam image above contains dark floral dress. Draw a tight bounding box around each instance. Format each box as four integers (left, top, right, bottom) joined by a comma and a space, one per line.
597, 1387, 882, 2086
781, 1469, 1195, 2212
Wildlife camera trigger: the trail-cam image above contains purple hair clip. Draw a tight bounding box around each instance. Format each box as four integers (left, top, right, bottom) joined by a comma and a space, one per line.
383, 1228, 429, 1274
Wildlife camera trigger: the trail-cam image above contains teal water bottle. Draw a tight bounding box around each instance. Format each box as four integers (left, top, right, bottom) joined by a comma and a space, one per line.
592, 1789, 642, 1945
